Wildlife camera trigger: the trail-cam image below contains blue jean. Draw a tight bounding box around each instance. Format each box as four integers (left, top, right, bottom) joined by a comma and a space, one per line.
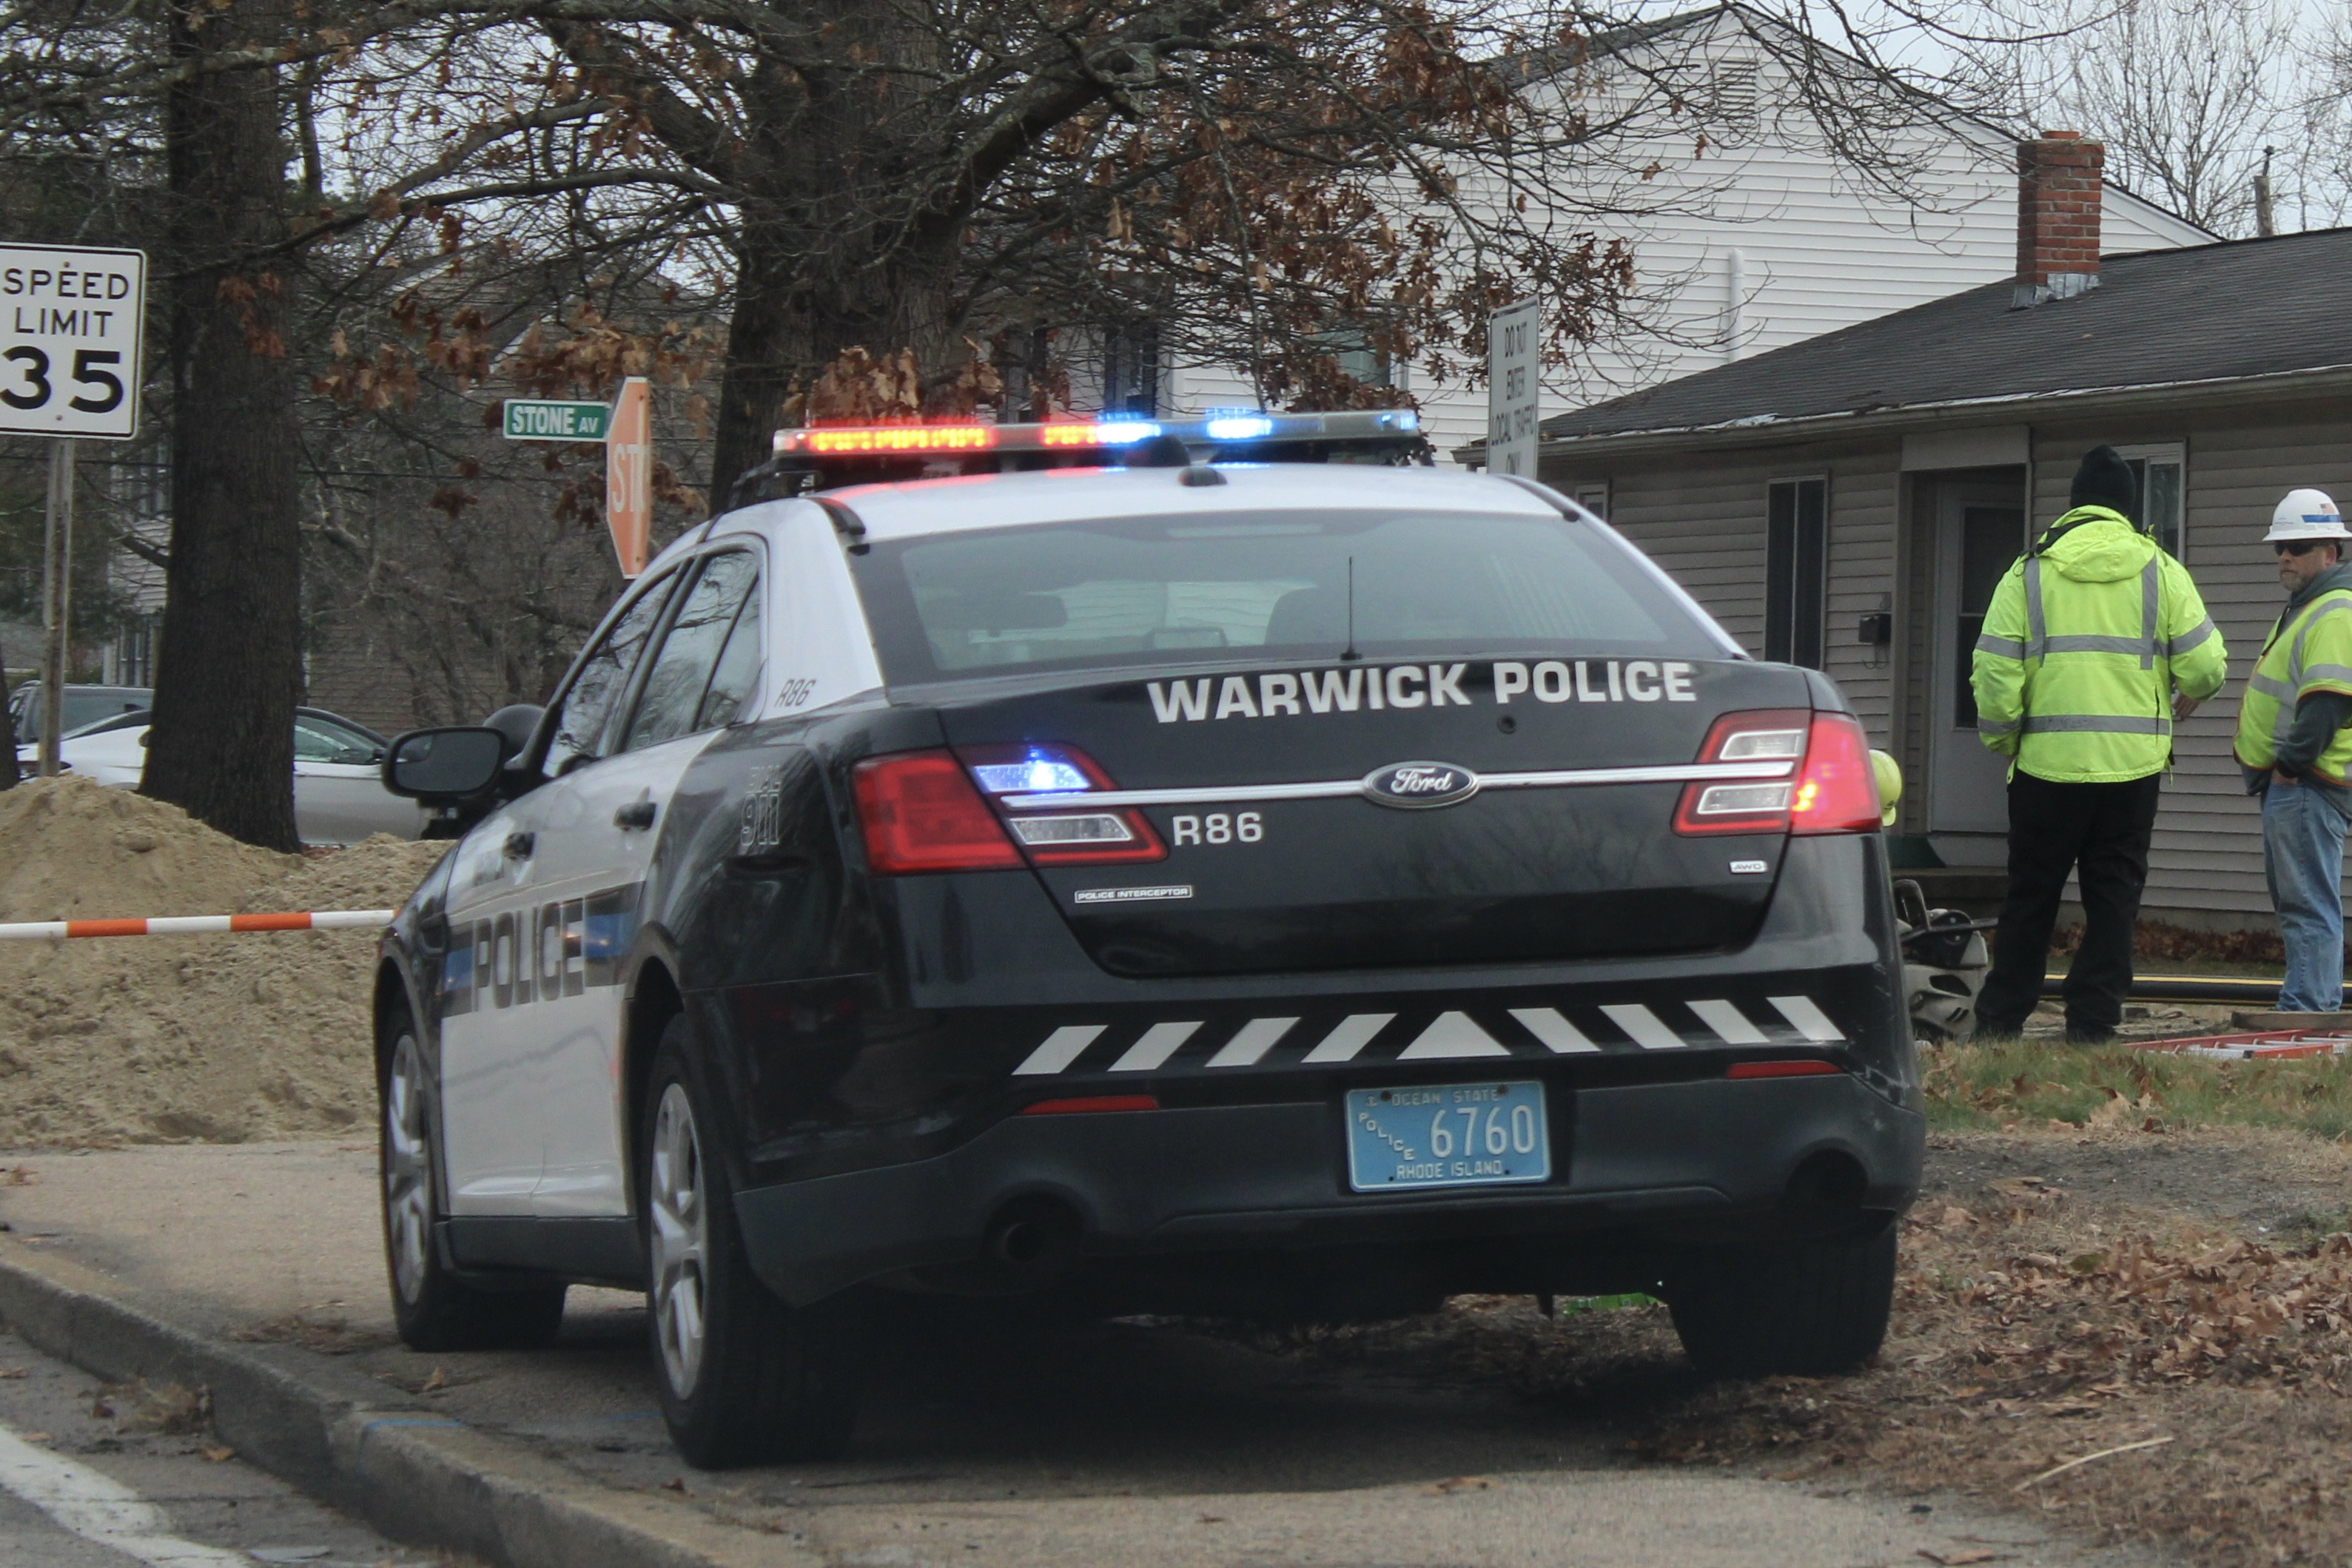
2263, 778, 2351, 1012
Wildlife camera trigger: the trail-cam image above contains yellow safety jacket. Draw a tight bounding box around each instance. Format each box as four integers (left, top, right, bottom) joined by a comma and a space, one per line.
1971, 506, 2227, 784
2233, 579, 2352, 784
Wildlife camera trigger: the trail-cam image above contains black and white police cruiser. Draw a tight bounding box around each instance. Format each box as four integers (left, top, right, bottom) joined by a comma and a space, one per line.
373, 409, 1922, 1467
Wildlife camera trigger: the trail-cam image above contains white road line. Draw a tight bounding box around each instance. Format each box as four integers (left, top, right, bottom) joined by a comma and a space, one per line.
0, 1420, 248, 1567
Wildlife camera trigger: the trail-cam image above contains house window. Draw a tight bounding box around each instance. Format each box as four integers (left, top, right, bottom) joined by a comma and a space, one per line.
1766, 477, 1828, 667
2114, 443, 2185, 559
1573, 483, 1609, 520
1101, 326, 1160, 416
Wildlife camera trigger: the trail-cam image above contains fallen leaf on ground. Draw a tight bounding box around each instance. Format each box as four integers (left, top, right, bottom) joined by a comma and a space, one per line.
200, 1445, 234, 1462
1428, 1475, 1492, 1493
1919, 1552, 2009, 1565
0, 1367, 25, 1380
659, 1477, 688, 1493
420, 1367, 446, 1393
20, 1432, 49, 1442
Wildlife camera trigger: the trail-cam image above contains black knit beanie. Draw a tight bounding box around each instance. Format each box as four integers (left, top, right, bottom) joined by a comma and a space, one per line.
2069, 445, 2138, 521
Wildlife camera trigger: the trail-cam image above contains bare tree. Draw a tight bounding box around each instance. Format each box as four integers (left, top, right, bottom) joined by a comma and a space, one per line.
1975, 0, 2305, 238
138, 0, 306, 849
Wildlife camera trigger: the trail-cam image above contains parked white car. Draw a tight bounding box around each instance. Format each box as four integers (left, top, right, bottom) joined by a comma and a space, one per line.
16, 706, 427, 845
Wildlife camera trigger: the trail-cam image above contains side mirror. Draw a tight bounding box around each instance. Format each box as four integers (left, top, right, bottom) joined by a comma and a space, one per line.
385, 727, 508, 801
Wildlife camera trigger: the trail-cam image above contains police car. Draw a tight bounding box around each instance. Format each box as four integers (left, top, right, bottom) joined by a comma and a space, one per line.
372, 411, 1921, 1468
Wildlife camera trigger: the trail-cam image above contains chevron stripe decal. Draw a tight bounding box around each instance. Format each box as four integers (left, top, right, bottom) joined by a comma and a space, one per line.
1007, 995, 1850, 1077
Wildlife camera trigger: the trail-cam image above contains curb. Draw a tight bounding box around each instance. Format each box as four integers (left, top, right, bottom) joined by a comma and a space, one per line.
0, 1240, 810, 1568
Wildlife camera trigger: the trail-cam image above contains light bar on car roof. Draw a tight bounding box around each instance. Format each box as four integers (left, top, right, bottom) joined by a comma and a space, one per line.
771, 408, 1419, 460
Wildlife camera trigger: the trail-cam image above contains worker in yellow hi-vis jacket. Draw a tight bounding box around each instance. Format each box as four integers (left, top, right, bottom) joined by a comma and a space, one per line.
2233, 489, 2352, 1015
1971, 446, 2227, 1043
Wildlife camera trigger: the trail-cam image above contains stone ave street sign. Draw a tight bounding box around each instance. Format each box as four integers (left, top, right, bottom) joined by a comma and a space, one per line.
503, 398, 612, 441
0, 242, 145, 440
1485, 299, 1539, 478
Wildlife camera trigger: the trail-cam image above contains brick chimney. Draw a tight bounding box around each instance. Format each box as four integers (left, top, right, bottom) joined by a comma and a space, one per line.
2015, 130, 2104, 308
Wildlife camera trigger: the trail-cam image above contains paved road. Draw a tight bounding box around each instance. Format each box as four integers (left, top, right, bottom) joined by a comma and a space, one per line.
0, 1143, 2182, 1568
0, 1328, 419, 1568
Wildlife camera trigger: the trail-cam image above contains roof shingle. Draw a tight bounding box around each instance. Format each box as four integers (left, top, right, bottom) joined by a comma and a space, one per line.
1541, 228, 2352, 443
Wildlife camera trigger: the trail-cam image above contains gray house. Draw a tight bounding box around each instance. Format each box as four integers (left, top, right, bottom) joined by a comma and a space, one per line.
1521, 159, 2352, 929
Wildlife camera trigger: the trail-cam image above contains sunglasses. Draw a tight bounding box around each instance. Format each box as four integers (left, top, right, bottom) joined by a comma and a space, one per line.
2277, 540, 2335, 556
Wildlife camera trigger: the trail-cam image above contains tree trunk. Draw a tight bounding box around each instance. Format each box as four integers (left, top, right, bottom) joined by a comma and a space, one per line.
141, 0, 303, 851
708, 218, 965, 508
706, 43, 964, 510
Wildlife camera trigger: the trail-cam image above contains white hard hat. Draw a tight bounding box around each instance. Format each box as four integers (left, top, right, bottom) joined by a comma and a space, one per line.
2266, 488, 2351, 543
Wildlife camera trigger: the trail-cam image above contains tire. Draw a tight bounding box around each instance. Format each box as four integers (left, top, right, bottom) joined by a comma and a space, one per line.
380, 1002, 567, 1352
642, 1014, 863, 1468
1666, 1222, 1897, 1379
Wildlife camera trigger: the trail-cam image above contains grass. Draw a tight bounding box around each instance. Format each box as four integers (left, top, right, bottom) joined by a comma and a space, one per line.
1923, 1035, 2352, 1140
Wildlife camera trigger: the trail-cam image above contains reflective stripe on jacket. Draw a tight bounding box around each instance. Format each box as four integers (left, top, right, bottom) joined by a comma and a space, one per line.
2234, 587, 2352, 784
1970, 505, 2227, 784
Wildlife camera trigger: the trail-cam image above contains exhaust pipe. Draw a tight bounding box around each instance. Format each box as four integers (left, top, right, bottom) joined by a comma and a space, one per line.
981, 1195, 1081, 1278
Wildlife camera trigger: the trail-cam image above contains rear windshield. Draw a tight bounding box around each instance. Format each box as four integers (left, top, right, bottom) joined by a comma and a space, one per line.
851, 508, 1724, 684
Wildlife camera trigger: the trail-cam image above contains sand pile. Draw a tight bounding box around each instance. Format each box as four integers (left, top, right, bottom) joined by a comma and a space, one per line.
0, 776, 449, 1146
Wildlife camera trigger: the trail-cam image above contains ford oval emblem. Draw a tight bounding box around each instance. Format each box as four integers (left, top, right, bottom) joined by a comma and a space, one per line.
1362, 760, 1481, 810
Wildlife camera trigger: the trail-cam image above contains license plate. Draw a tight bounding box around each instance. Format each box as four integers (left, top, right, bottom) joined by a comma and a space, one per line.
1345, 1080, 1551, 1193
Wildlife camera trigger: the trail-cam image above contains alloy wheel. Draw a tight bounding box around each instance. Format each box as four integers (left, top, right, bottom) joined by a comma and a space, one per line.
650, 1083, 709, 1398
383, 1031, 434, 1305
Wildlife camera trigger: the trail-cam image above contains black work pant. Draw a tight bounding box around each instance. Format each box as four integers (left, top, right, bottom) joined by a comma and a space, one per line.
1975, 770, 2163, 1041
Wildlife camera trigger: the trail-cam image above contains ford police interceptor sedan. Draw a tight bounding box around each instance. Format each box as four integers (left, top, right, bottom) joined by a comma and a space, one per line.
372, 412, 1921, 1468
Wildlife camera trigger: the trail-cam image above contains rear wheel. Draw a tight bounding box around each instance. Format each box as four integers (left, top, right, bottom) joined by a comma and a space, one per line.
644, 1016, 863, 1468
380, 1004, 566, 1351
1666, 1222, 1896, 1379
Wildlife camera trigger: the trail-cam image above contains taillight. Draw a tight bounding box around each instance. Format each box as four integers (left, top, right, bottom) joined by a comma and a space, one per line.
1787, 713, 1883, 835
1674, 709, 1808, 834
958, 744, 1167, 866
1674, 710, 1881, 837
852, 750, 1024, 874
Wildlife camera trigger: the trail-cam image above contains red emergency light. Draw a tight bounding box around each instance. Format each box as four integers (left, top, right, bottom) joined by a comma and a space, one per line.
794, 425, 999, 455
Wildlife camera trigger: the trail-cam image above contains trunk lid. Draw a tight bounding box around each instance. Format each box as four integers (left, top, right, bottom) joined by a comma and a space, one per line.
935, 656, 1812, 978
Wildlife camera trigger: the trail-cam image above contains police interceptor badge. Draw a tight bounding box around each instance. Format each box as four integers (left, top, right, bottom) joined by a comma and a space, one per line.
1073, 884, 1194, 904
1362, 760, 1479, 810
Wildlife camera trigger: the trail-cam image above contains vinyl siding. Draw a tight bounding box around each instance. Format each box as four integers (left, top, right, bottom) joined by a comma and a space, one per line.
1542, 396, 2351, 925
1160, 23, 2206, 465
1548, 437, 1899, 744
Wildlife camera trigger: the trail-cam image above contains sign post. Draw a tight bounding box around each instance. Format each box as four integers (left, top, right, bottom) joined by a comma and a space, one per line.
604, 377, 651, 578
1486, 299, 1541, 479
38, 441, 73, 777
1, 242, 147, 774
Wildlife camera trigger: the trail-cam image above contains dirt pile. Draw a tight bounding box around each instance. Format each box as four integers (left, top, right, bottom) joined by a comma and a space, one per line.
0, 776, 448, 1145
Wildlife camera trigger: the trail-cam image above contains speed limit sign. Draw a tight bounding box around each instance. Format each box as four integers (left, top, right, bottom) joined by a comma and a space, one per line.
1, 243, 144, 440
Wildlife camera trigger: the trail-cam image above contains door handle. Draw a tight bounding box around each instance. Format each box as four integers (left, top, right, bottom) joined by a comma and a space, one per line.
614, 801, 657, 831
503, 832, 535, 859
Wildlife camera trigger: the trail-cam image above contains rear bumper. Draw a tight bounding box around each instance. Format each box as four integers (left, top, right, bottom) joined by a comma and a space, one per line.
735, 1073, 1923, 1305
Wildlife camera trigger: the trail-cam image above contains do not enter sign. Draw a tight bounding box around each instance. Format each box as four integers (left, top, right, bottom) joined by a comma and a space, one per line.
0, 242, 145, 440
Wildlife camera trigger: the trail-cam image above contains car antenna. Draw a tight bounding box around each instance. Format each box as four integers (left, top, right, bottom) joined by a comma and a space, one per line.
1340, 557, 1360, 662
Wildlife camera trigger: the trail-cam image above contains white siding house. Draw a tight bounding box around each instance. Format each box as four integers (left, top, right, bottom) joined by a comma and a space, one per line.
1149, 7, 2208, 460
